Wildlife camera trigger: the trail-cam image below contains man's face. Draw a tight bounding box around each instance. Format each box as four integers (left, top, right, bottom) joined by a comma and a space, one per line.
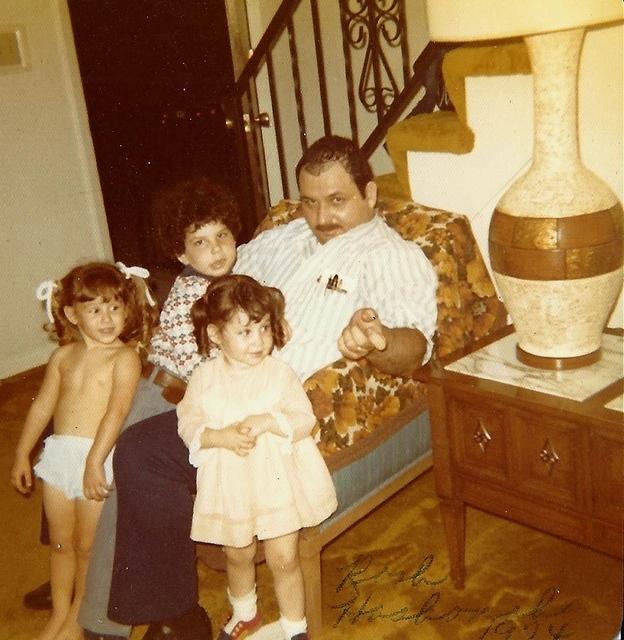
298, 161, 377, 244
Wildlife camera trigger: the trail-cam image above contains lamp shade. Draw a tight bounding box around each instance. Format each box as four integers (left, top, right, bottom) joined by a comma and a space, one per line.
425, 0, 623, 41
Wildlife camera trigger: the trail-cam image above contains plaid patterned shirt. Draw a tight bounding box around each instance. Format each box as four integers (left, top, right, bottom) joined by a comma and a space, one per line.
148, 270, 210, 382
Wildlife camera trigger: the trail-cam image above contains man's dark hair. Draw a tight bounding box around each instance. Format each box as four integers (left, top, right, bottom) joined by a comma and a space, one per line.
295, 135, 374, 197
150, 177, 242, 261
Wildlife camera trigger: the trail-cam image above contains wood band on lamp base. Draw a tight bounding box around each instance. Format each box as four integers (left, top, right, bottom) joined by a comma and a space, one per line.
516, 344, 601, 370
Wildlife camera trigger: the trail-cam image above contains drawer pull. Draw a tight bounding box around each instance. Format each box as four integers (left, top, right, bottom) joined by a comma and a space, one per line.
539, 438, 560, 474
473, 419, 492, 453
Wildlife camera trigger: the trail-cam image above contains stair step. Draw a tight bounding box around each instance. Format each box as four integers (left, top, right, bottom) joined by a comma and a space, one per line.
384, 41, 531, 197
443, 41, 530, 123
375, 172, 410, 201
385, 111, 474, 195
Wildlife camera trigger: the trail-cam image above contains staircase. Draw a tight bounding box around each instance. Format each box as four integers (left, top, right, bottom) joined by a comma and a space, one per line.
227, 0, 456, 223
378, 40, 531, 200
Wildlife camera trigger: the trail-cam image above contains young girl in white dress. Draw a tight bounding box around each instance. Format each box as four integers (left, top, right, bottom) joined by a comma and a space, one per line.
10, 261, 157, 640
177, 274, 337, 640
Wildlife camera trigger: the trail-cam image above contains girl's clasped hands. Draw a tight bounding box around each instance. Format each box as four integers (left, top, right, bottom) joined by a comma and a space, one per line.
201, 413, 285, 457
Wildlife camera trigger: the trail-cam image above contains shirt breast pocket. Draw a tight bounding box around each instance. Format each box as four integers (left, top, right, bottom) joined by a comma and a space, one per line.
314, 271, 360, 334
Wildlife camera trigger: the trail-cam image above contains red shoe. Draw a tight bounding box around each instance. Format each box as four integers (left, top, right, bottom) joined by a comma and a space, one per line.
216, 611, 262, 639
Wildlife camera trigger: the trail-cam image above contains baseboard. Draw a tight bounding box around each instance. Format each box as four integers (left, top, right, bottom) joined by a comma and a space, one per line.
0, 346, 51, 381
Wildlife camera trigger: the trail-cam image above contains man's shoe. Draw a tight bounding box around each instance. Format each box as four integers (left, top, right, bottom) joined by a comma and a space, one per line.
140, 623, 178, 640
216, 611, 262, 639
23, 581, 52, 610
166, 604, 213, 640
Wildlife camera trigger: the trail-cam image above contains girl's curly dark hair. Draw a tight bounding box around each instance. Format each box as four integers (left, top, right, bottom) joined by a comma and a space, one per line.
191, 274, 286, 356
46, 262, 159, 350
150, 177, 243, 261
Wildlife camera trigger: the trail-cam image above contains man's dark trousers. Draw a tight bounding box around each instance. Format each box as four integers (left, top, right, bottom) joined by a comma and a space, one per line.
109, 410, 199, 625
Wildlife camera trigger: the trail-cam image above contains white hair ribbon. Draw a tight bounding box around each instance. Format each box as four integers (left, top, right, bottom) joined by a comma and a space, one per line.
35, 280, 57, 323
115, 261, 156, 307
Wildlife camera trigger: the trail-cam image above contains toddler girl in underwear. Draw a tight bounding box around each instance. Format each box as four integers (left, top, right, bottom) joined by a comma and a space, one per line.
10, 261, 157, 640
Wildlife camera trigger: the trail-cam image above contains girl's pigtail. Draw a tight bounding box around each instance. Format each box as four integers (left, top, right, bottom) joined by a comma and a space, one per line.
190, 295, 211, 356
115, 264, 159, 353
128, 280, 159, 354
49, 282, 70, 343
35, 279, 72, 343
266, 286, 287, 349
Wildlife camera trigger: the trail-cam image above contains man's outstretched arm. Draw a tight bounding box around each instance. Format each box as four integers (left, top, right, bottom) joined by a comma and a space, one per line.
338, 308, 430, 377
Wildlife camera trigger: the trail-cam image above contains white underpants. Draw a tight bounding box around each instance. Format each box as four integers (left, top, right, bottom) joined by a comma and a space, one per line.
34, 434, 114, 500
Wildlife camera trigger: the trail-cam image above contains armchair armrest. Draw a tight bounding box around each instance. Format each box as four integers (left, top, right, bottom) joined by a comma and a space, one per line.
304, 357, 427, 455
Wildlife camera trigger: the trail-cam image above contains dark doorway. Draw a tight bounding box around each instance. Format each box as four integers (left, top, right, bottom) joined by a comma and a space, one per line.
68, 0, 247, 278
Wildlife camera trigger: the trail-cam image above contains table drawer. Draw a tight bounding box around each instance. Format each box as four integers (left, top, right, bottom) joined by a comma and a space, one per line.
448, 391, 510, 483
508, 410, 586, 508
590, 430, 624, 523
448, 389, 587, 508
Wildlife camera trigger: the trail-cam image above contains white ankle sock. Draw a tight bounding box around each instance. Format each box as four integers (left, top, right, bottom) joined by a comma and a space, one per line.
224, 586, 258, 633
279, 615, 307, 638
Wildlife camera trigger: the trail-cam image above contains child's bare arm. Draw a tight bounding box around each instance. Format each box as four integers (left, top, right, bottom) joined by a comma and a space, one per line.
10, 350, 63, 494
83, 347, 141, 501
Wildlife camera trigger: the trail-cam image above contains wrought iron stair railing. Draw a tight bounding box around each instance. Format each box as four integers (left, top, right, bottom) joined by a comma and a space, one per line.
224, 0, 453, 225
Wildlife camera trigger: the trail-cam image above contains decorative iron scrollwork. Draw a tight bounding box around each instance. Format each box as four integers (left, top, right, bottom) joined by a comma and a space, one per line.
539, 438, 560, 475
473, 418, 492, 453
341, 0, 408, 114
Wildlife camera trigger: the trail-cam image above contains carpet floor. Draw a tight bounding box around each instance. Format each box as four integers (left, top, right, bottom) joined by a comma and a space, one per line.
1, 368, 622, 640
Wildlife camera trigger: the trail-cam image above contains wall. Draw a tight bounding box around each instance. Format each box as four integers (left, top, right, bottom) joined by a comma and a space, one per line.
407, 23, 623, 327
0, 0, 111, 378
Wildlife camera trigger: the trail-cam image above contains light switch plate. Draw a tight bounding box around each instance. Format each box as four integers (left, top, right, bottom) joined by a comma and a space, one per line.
0, 27, 27, 72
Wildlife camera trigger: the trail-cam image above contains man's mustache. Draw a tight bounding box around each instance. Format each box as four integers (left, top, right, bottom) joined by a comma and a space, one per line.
315, 224, 342, 233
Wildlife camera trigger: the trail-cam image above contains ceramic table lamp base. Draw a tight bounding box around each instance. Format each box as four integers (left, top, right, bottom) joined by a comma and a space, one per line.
488, 28, 623, 370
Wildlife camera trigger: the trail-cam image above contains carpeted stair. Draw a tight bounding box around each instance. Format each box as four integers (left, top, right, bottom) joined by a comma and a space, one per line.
377, 40, 531, 200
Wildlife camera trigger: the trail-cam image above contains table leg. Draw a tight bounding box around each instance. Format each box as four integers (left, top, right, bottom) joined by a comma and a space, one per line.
439, 497, 466, 589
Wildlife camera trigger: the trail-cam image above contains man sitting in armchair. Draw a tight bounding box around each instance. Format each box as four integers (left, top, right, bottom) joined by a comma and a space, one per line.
85, 134, 439, 640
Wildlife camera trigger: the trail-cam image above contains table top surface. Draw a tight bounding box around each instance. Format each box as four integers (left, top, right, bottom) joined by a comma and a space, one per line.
419, 326, 623, 424
445, 332, 622, 403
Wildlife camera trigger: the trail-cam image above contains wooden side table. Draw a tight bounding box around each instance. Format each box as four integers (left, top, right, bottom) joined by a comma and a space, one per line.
416, 325, 623, 589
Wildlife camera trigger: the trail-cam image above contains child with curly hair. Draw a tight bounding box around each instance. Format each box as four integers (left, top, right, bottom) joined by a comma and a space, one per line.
178, 274, 337, 640
11, 261, 158, 640
146, 176, 243, 382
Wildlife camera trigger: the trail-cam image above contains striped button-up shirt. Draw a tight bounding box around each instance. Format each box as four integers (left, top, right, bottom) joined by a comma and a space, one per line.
234, 215, 438, 381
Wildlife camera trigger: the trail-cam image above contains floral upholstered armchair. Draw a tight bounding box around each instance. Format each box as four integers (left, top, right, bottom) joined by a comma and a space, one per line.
256, 196, 506, 458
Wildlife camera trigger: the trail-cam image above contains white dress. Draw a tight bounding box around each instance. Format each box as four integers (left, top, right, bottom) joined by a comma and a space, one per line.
177, 354, 338, 547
